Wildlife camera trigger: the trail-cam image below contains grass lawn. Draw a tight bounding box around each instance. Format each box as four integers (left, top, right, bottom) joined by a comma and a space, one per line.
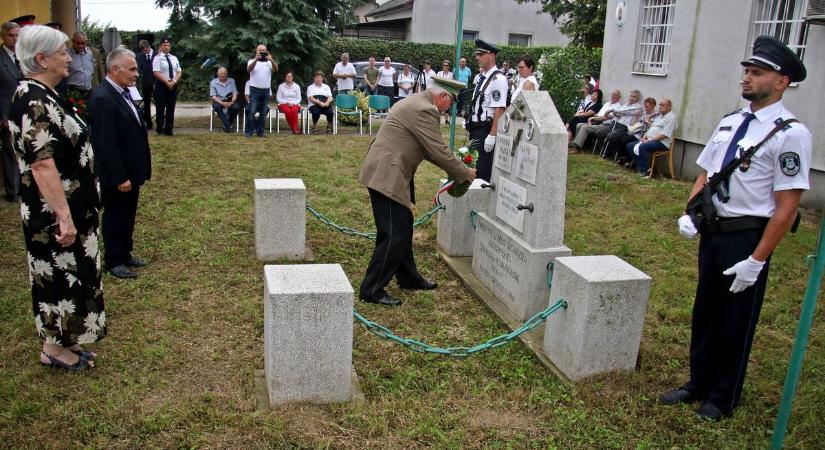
0, 125, 823, 449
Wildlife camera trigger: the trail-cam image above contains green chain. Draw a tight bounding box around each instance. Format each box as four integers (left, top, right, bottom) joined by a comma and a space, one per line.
306, 203, 444, 240
353, 298, 567, 357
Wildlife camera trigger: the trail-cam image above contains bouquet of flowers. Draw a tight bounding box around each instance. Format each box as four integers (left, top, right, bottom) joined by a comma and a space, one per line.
446, 139, 479, 198
66, 92, 88, 119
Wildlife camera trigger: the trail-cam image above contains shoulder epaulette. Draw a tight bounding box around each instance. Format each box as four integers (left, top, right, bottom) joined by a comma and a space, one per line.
774, 117, 795, 132
722, 108, 742, 118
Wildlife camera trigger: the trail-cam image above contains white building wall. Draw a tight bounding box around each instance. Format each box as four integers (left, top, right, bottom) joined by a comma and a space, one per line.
409, 0, 570, 46
601, 0, 824, 209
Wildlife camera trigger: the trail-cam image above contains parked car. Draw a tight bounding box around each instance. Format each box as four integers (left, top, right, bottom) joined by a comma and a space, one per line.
348, 61, 420, 97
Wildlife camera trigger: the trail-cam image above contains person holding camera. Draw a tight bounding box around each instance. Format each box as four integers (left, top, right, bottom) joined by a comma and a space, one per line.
661, 36, 810, 422
209, 67, 240, 133
246, 44, 278, 138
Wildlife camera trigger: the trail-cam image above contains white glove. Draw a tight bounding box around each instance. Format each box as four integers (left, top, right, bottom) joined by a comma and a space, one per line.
484, 135, 496, 153
633, 143, 641, 156
722, 256, 765, 293
677, 214, 698, 239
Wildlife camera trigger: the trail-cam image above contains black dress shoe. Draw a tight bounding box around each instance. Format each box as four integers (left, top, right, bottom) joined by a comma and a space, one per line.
659, 388, 700, 405
398, 279, 438, 290
109, 264, 138, 279
125, 257, 147, 267
695, 401, 726, 421
360, 294, 402, 306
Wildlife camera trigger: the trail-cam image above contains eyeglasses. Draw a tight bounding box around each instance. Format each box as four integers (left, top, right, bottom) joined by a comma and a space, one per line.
516, 65, 528, 69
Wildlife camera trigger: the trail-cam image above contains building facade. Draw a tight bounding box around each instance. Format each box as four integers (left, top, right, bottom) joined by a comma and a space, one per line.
600, 0, 824, 208
346, 0, 570, 47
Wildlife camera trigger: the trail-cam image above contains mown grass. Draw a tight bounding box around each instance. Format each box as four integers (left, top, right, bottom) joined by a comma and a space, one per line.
0, 124, 823, 449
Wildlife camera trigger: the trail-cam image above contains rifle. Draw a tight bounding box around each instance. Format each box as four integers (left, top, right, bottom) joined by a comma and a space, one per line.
686, 118, 798, 231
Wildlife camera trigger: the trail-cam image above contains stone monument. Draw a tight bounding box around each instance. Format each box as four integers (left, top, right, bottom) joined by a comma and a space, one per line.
255, 178, 306, 261
543, 255, 652, 381
436, 178, 489, 257
471, 91, 572, 321
263, 263, 354, 405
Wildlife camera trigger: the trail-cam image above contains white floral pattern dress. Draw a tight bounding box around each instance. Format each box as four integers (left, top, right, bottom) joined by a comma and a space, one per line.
9, 79, 106, 346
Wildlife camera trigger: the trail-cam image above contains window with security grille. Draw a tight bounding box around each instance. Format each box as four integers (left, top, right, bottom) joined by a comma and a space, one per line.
508, 33, 532, 47
750, 0, 809, 61
632, 0, 677, 75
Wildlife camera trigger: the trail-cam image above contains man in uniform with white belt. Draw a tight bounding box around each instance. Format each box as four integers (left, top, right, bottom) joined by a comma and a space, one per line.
467, 39, 508, 182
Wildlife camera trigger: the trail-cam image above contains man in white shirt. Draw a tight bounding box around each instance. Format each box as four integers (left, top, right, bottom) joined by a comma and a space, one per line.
332, 52, 356, 95
569, 89, 624, 152
245, 43, 278, 138
467, 40, 508, 181
152, 37, 183, 136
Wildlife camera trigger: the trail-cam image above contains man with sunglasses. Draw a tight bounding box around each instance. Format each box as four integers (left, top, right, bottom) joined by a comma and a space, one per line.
358, 76, 477, 306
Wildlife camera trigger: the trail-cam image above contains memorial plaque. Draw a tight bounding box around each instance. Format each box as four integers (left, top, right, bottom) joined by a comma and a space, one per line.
514, 142, 539, 185
494, 134, 514, 173
495, 177, 527, 233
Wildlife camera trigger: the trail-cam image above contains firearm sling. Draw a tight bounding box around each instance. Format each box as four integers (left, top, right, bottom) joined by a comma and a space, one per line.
686, 118, 798, 233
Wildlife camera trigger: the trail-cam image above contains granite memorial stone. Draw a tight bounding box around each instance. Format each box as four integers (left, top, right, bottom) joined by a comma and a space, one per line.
436, 178, 489, 257
264, 264, 354, 404
255, 178, 306, 260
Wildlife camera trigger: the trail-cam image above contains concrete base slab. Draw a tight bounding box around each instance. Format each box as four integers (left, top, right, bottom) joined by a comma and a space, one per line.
254, 369, 365, 411
438, 249, 570, 384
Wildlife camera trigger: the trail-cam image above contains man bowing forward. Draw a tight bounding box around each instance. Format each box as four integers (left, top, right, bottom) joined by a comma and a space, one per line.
89, 48, 152, 279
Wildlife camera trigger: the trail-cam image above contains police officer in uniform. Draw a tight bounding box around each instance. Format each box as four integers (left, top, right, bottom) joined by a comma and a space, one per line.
467, 39, 508, 182
152, 37, 182, 136
660, 36, 811, 421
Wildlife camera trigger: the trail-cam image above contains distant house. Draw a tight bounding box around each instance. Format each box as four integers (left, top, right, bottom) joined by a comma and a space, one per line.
343, 0, 570, 47
600, 0, 824, 208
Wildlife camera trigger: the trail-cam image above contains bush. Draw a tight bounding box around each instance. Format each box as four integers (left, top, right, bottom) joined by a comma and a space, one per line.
537, 45, 602, 121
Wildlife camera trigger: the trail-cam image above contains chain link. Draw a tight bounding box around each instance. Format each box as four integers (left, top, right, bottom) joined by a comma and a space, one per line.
353, 298, 567, 358
306, 203, 444, 240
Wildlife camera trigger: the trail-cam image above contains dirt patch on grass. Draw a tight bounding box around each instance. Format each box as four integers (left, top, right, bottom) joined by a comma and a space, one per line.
465, 408, 537, 430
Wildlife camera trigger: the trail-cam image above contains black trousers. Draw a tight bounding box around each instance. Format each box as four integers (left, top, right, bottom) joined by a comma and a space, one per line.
1, 126, 18, 199
359, 189, 423, 300
101, 184, 141, 268
684, 226, 771, 413
154, 84, 178, 134
469, 122, 493, 182
141, 83, 154, 128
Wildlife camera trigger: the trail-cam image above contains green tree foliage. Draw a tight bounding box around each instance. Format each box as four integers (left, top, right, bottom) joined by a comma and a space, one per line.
152, 0, 362, 94
538, 45, 602, 120
516, 0, 607, 47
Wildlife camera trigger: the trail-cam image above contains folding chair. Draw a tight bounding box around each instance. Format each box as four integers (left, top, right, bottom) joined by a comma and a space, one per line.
275, 104, 305, 134
209, 104, 240, 132
242, 105, 275, 134
333, 94, 362, 135
648, 136, 678, 179
367, 95, 390, 135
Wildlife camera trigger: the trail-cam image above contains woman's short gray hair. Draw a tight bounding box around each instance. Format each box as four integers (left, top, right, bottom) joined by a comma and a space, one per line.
16, 25, 69, 77
106, 47, 136, 72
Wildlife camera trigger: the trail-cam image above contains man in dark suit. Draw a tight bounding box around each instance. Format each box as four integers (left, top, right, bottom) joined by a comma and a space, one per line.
89, 48, 152, 279
0, 21, 21, 202
136, 39, 155, 130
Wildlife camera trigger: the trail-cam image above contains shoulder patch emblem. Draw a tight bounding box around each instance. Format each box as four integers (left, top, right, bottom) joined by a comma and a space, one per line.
492, 90, 501, 101
779, 152, 801, 176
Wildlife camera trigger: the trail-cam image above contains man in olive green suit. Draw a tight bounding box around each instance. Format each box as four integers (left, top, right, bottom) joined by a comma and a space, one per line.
359, 77, 476, 306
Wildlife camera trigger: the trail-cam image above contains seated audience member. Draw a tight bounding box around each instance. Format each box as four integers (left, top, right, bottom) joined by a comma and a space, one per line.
512, 54, 538, 98
627, 98, 677, 176
586, 89, 643, 156
209, 67, 240, 132
567, 88, 601, 142
608, 96, 657, 161
397, 64, 416, 100
569, 89, 623, 152
276, 70, 302, 134
377, 57, 396, 100
307, 71, 334, 134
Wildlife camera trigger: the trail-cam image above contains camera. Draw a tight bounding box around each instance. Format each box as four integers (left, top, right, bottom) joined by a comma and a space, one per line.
259, 51, 269, 61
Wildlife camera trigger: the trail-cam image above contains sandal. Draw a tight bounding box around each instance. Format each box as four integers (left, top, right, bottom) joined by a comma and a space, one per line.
40, 351, 92, 371
69, 345, 97, 360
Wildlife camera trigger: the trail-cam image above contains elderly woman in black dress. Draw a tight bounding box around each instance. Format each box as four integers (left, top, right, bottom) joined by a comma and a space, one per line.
10, 25, 105, 370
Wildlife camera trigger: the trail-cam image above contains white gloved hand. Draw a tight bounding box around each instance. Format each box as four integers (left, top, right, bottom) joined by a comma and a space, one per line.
633, 143, 641, 156
677, 214, 698, 239
484, 135, 496, 153
722, 256, 765, 293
